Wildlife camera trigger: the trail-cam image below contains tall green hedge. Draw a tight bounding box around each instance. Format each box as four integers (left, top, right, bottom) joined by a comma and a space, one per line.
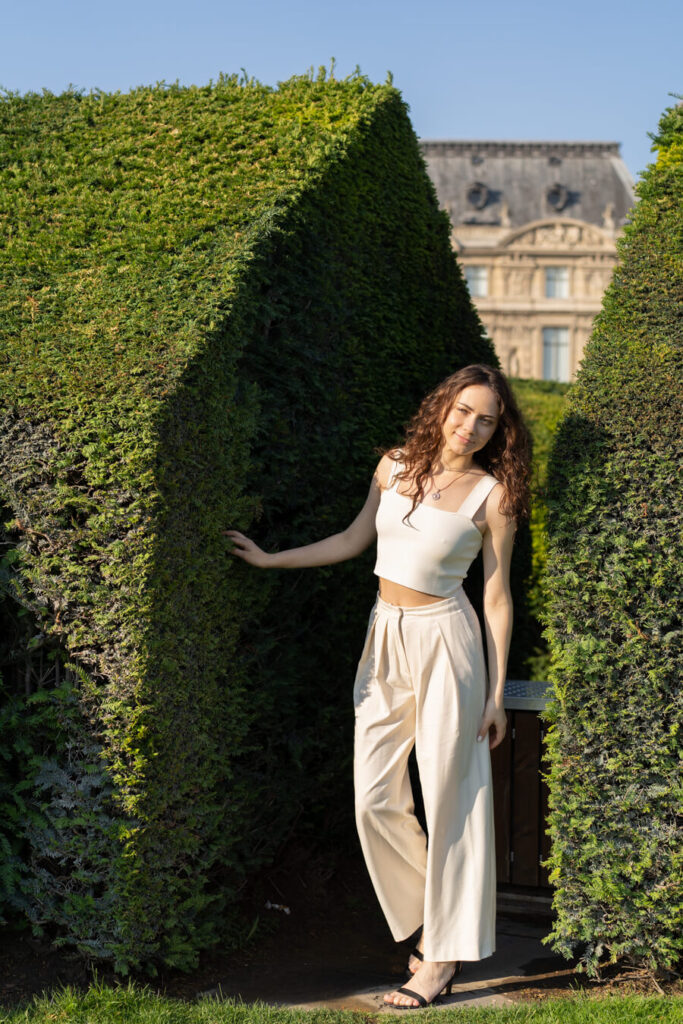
543, 102, 683, 973
510, 379, 569, 680
0, 72, 495, 970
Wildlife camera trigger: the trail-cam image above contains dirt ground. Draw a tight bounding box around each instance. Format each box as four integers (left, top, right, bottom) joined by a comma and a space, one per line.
0, 847, 678, 1010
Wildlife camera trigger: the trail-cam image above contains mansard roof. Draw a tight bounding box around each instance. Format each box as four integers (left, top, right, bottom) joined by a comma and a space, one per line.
420, 140, 635, 230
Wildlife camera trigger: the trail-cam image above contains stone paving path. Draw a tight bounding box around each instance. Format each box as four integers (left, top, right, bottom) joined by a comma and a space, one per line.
198, 919, 575, 1010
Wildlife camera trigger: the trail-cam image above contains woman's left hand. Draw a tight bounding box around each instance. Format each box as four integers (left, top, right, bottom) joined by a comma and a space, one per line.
477, 698, 507, 750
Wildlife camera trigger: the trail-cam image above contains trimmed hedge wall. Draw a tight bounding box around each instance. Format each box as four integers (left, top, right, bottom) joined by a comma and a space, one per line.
510, 379, 569, 680
543, 102, 683, 973
0, 72, 495, 970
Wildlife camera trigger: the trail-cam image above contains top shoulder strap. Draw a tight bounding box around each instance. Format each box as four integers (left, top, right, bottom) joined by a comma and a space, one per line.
387, 455, 403, 489
456, 474, 499, 520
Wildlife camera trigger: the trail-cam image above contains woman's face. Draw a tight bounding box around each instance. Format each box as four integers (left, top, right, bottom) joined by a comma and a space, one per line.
441, 384, 500, 460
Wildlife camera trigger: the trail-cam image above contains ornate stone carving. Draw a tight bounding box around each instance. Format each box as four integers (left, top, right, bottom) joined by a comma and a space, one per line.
602, 202, 615, 231
505, 220, 610, 249
506, 270, 534, 297
584, 269, 613, 296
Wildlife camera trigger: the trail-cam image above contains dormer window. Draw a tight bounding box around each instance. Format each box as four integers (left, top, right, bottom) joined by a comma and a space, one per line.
547, 183, 569, 211
466, 182, 490, 210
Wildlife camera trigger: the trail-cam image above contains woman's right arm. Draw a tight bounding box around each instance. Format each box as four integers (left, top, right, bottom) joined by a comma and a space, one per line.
225, 455, 394, 570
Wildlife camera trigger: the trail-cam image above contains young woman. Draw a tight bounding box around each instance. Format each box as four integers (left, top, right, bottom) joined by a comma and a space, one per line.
227, 363, 531, 1010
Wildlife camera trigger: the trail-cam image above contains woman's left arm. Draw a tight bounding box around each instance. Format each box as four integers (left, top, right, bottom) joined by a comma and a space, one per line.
476, 485, 517, 750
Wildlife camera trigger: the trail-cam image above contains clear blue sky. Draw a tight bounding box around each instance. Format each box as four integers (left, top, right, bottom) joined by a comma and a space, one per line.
2, 0, 681, 180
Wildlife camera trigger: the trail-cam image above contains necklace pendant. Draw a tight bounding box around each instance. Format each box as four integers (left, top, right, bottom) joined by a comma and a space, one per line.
431, 491, 441, 501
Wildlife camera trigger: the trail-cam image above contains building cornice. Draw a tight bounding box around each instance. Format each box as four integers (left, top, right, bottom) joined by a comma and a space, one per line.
420, 140, 622, 158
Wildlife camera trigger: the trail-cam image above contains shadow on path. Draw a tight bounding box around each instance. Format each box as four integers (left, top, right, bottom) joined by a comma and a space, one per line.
0, 848, 572, 1010
159, 848, 570, 1010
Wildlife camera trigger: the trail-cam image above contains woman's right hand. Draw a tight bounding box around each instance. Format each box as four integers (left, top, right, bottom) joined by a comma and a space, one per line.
224, 530, 272, 569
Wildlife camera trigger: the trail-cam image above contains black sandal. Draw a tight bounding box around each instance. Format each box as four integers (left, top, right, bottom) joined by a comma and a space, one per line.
385, 962, 462, 1011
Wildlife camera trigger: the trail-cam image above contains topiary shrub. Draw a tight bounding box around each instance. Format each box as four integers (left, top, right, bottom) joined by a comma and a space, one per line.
510, 379, 569, 680
542, 101, 683, 974
0, 71, 496, 970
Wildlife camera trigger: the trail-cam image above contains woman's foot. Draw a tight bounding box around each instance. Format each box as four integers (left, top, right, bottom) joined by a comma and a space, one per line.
383, 960, 458, 1009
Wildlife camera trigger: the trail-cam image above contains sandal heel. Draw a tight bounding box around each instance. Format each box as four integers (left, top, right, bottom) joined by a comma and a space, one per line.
442, 962, 462, 997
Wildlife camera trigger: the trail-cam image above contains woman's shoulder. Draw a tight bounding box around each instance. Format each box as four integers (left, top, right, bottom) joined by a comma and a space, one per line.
470, 466, 500, 488
482, 476, 515, 531
472, 471, 504, 513
375, 450, 403, 490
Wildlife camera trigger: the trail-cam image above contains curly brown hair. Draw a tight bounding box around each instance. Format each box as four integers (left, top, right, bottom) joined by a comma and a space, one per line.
385, 364, 532, 522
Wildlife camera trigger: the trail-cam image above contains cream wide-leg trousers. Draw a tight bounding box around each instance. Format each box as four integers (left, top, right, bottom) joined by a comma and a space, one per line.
353, 591, 496, 963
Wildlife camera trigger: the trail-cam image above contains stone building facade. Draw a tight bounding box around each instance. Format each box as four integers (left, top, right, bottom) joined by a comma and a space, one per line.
421, 141, 635, 380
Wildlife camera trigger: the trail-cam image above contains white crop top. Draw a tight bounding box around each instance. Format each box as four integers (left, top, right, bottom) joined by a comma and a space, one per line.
374, 461, 499, 597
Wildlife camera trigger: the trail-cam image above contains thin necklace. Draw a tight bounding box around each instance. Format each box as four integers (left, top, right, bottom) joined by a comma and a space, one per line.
430, 467, 473, 502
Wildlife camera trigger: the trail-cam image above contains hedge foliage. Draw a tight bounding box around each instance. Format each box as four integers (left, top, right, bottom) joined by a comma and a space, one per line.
0, 71, 495, 971
510, 379, 569, 681
543, 101, 683, 973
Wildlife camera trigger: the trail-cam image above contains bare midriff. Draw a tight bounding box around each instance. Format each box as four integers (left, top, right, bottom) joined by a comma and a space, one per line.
378, 578, 445, 608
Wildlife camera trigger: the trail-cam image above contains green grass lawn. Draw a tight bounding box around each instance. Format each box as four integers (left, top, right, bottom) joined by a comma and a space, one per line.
1, 982, 681, 1024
